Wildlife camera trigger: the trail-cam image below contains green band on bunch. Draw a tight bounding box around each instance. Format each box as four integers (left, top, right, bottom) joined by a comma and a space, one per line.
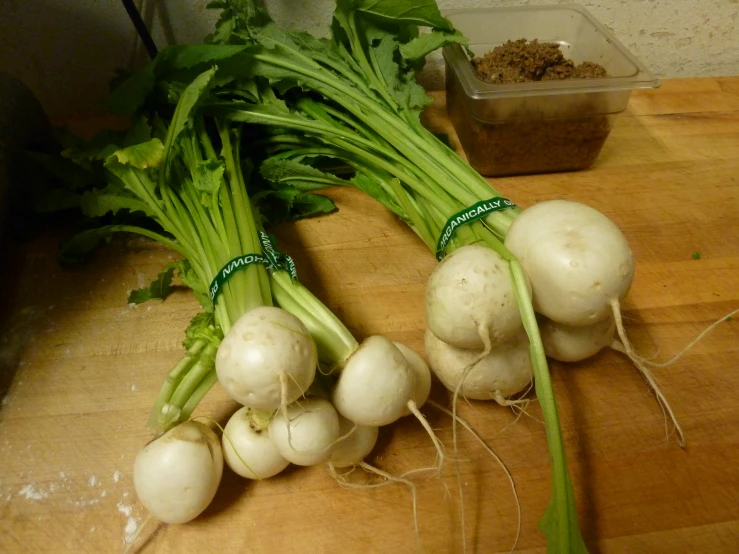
435, 197, 516, 260
209, 232, 298, 303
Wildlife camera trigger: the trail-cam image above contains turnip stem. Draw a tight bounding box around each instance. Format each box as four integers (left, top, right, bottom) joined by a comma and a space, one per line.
179, 371, 219, 423
509, 259, 582, 552
218, 121, 272, 312
162, 343, 219, 429
270, 271, 358, 364
147, 339, 207, 431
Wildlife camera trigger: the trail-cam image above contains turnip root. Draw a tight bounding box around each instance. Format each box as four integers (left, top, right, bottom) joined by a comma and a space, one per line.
394, 342, 432, 410
394, 341, 446, 474
425, 328, 533, 403
539, 315, 616, 362
425, 244, 526, 350
504, 200, 634, 327
133, 421, 223, 524
332, 336, 414, 426
268, 397, 340, 466
222, 407, 290, 479
215, 306, 317, 410
329, 415, 379, 469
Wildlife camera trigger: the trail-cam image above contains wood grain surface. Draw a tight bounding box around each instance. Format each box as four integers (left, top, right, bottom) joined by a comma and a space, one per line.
0, 77, 737, 554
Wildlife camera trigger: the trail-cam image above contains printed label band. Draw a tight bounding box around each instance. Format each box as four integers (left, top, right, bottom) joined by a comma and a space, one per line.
435, 197, 516, 260
209, 254, 273, 302
209, 232, 299, 304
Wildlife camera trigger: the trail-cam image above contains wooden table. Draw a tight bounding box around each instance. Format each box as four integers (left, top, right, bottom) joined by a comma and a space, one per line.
0, 77, 737, 553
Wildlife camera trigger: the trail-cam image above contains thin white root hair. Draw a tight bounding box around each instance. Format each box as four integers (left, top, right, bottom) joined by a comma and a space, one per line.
509, 403, 544, 426
502, 381, 543, 425
611, 339, 681, 446
323, 420, 358, 453
491, 391, 530, 407
624, 307, 738, 368
428, 399, 522, 554
121, 514, 163, 554
279, 372, 295, 451
326, 461, 424, 553
449, 322, 494, 554
610, 299, 686, 448
192, 415, 265, 479
406, 399, 447, 477
285, 369, 312, 397
499, 401, 538, 431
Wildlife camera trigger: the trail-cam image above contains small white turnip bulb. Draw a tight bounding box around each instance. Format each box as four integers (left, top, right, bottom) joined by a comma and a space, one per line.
268, 397, 340, 466
331, 335, 415, 426
329, 415, 379, 469
425, 328, 533, 402
222, 407, 290, 479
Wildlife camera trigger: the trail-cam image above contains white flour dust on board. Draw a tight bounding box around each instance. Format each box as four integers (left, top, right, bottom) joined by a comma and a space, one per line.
18, 483, 48, 500
117, 501, 133, 517
13, 469, 123, 508
124, 517, 139, 544
119, 497, 142, 545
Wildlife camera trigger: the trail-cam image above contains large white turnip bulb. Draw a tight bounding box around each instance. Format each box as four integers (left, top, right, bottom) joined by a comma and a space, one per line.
133, 421, 223, 524
216, 306, 317, 410
425, 244, 526, 350
504, 200, 634, 326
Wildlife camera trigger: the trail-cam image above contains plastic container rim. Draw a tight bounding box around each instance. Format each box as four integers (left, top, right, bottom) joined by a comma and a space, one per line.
442, 3, 660, 100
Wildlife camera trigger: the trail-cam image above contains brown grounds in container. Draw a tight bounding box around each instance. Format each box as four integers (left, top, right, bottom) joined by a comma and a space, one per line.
471, 39, 608, 84
461, 39, 611, 176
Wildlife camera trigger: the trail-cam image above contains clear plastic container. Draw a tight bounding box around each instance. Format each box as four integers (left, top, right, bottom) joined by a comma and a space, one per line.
443, 4, 659, 176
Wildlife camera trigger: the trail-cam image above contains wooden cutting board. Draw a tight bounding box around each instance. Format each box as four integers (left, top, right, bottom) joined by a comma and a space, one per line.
0, 77, 737, 553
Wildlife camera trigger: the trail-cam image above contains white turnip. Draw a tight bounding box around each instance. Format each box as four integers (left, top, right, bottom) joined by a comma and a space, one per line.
539, 315, 615, 362
268, 397, 340, 466
331, 336, 415, 426
222, 407, 290, 479
329, 415, 379, 468
425, 328, 533, 403
425, 244, 526, 350
133, 421, 223, 524
215, 306, 317, 410
394, 342, 432, 410
504, 200, 634, 327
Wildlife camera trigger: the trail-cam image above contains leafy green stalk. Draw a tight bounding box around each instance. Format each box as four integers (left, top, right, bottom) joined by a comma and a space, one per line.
147, 338, 207, 429
60, 70, 275, 432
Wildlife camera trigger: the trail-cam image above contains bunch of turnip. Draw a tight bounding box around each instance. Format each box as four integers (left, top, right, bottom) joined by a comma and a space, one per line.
134, 303, 436, 524
214, 307, 436, 481
424, 200, 636, 398
55, 58, 440, 531
120, 71, 443, 527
